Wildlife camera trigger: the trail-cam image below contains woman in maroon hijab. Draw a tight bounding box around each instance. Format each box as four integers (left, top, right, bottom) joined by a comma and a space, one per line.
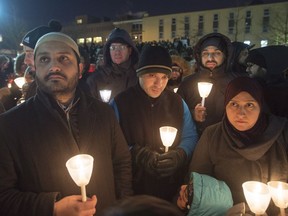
183, 77, 288, 215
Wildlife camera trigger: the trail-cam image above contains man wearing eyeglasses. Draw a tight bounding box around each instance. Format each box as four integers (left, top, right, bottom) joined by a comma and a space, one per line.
167, 55, 193, 92
177, 33, 240, 135
87, 28, 139, 100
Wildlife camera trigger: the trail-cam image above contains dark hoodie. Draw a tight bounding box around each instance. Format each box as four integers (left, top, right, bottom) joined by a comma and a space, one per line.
87, 28, 139, 100
247, 45, 288, 118
177, 33, 240, 135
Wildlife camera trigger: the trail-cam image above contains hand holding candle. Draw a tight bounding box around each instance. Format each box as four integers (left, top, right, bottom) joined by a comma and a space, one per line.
159, 126, 178, 152
66, 154, 94, 202
197, 82, 213, 107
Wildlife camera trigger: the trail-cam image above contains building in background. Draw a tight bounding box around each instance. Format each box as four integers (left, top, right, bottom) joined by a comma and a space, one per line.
62, 12, 147, 46
1, 1, 287, 57
62, 1, 287, 48
142, 1, 288, 47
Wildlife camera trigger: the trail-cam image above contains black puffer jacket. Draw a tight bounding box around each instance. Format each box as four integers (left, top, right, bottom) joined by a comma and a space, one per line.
177, 33, 239, 135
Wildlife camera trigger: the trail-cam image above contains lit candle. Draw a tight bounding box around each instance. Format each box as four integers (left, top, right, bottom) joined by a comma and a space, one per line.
268, 181, 288, 216
99, 89, 112, 103
66, 154, 94, 202
197, 82, 213, 107
14, 77, 26, 89
159, 126, 178, 152
242, 181, 271, 216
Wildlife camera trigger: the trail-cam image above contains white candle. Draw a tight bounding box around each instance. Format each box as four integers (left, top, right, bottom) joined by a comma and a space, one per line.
66, 154, 94, 202
159, 126, 178, 152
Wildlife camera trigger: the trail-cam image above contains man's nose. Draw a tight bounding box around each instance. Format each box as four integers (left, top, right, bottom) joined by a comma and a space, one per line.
49, 59, 61, 72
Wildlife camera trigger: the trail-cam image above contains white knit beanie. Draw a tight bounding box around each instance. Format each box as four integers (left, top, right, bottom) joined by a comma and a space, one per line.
34, 32, 80, 58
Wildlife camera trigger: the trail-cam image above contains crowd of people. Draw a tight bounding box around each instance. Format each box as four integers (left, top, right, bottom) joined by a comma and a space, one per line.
0, 19, 288, 216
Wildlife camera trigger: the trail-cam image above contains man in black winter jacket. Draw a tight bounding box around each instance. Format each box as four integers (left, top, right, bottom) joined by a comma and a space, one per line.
177, 33, 240, 135
0, 32, 133, 216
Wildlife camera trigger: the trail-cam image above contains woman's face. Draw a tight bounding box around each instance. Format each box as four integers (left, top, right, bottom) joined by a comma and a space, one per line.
226, 91, 260, 131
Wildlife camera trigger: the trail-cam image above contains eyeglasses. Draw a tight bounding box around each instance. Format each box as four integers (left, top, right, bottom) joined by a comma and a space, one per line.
109, 45, 128, 51
172, 67, 183, 73
201, 51, 223, 58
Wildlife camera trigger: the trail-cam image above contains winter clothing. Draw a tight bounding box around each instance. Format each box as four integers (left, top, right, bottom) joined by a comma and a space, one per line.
246, 45, 288, 85
247, 46, 288, 118
224, 76, 264, 107
22, 20, 62, 49
167, 55, 193, 91
188, 77, 288, 215
171, 55, 193, 78
110, 83, 198, 201
0, 88, 133, 216
0, 100, 4, 113
35, 32, 80, 57
87, 28, 139, 100
200, 37, 227, 56
186, 172, 233, 216
189, 114, 288, 215
246, 51, 267, 69
177, 33, 238, 135
231, 41, 254, 75
100, 195, 183, 216
136, 45, 172, 76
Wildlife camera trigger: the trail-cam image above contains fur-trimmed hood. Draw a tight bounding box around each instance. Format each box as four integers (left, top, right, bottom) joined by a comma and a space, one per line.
171, 55, 193, 77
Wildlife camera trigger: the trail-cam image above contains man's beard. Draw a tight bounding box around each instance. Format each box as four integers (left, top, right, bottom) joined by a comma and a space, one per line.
168, 76, 182, 87
36, 72, 79, 96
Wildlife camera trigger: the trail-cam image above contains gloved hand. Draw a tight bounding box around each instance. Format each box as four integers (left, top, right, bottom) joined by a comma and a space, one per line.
134, 146, 159, 176
156, 148, 187, 178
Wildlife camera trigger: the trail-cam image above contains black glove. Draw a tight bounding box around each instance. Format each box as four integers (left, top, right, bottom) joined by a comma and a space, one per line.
134, 146, 159, 176
156, 148, 187, 178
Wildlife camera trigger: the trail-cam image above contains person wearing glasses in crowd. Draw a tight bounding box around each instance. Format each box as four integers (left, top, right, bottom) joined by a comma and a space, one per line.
177, 33, 239, 135
166, 55, 193, 92
87, 28, 139, 100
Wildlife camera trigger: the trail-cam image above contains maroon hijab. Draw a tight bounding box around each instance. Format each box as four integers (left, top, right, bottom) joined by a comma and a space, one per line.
223, 77, 268, 147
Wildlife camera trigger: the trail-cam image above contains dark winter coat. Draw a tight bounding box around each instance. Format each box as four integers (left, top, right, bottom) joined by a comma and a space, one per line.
112, 83, 198, 201
177, 33, 238, 134
189, 115, 288, 215
87, 28, 139, 100
0, 88, 133, 216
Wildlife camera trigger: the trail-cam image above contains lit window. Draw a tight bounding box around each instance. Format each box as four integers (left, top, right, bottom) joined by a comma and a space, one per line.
261, 40, 268, 47
244, 40, 251, 45
76, 19, 83, 24
93, 37, 102, 43
86, 38, 92, 43
78, 38, 85, 44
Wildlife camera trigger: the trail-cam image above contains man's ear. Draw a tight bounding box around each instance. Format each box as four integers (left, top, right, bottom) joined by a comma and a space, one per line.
78, 63, 84, 79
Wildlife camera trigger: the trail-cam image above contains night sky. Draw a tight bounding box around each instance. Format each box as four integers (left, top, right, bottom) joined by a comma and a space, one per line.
0, 0, 286, 28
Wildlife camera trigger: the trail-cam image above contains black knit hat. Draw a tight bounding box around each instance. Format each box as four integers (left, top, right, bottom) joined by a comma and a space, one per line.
200, 37, 227, 55
137, 45, 172, 76
22, 20, 62, 49
246, 51, 267, 69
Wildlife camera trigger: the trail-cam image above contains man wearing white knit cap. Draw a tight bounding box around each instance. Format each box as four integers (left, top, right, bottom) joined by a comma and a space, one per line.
0, 32, 133, 216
